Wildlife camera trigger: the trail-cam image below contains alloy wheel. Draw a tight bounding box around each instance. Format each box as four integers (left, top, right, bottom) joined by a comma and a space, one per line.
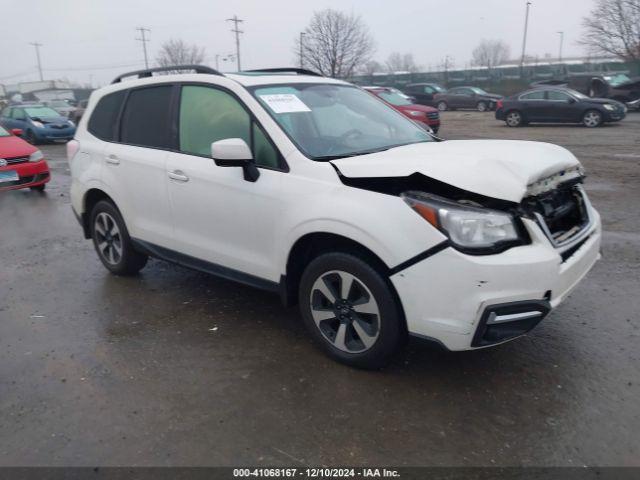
437, 101, 448, 111
94, 212, 123, 265
506, 112, 521, 127
583, 111, 602, 128
477, 101, 487, 112
309, 270, 380, 353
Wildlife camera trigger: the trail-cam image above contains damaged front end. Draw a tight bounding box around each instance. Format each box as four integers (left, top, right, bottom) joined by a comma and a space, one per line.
336, 167, 592, 257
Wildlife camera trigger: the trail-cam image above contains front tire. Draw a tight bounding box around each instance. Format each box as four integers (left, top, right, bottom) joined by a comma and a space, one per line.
505, 110, 523, 127
26, 130, 38, 145
437, 101, 448, 111
582, 109, 603, 128
298, 252, 404, 369
30, 184, 46, 192
90, 200, 148, 276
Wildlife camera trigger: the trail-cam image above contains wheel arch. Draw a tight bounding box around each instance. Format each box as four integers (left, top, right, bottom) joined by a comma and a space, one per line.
283, 232, 388, 302
80, 188, 118, 239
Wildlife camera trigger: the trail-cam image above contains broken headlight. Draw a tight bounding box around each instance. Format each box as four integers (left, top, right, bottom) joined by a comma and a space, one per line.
401, 191, 525, 254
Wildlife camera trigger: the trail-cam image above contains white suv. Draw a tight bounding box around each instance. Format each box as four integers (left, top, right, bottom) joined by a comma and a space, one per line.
69, 66, 601, 368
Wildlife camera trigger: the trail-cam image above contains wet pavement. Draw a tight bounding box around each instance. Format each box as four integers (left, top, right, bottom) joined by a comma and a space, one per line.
1, 113, 639, 466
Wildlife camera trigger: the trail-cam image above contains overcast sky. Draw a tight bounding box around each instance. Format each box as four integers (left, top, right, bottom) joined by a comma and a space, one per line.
0, 0, 596, 87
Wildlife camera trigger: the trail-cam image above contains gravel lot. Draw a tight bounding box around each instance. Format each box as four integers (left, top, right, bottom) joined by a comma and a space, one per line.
1, 112, 639, 467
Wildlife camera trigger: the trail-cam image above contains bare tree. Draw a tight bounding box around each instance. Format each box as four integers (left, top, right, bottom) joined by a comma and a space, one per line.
385, 52, 419, 73
156, 39, 206, 70
471, 40, 510, 70
580, 0, 640, 60
295, 9, 375, 78
359, 60, 383, 75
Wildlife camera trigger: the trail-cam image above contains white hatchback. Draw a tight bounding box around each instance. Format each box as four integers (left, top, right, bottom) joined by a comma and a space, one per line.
69, 66, 601, 368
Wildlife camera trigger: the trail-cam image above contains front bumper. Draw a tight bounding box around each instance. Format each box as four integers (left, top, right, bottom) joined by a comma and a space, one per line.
626, 98, 640, 111
35, 127, 75, 142
0, 160, 51, 191
391, 209, 602, 351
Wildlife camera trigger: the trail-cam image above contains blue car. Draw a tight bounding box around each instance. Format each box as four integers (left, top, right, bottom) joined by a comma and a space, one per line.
0, 104, 76, 144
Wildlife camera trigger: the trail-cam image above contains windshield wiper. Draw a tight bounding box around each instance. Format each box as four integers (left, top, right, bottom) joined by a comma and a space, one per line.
314, 140, 431, 161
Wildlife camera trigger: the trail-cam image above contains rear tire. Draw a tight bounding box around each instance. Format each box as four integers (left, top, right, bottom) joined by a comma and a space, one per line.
505, 110, 523, 127
582, 109, 603, 128
298, 252, 404, 369
90, 200, 148, 276
477, 101, 488, 112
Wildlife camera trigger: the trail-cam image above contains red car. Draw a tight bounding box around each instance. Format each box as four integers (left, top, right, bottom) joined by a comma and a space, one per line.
0, 125, 50, 192
363, 86, 441, 134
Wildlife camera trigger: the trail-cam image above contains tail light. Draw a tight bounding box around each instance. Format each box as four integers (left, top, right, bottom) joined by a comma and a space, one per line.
496, 100, 504, 110
66, 139, 80, 163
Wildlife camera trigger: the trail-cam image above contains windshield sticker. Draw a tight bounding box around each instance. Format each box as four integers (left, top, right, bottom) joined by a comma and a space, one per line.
259, 94, 311, 114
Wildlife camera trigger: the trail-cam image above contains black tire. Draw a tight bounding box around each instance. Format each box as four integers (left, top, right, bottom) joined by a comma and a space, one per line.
298, 252, 404, 369
477, 101, 488, 112
30, 184, 46, 192
90, 200, 148, 276
505, 110, 524, 127
582, 109, 603, 128
26, 130, 38, 145
437, 101, 448, 112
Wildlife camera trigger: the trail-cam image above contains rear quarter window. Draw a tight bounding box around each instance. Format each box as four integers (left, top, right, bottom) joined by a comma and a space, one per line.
88, 90, 126, 141
120, 86, 174, 149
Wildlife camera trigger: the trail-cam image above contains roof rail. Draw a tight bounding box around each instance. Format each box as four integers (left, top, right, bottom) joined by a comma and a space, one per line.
243, 68, 323, 77
111, 65, 223, 84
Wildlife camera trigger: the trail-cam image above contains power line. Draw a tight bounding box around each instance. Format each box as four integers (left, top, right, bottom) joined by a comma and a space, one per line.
226, 15, 243, 71
29, 42, 44, 81
135, 27, 151, 69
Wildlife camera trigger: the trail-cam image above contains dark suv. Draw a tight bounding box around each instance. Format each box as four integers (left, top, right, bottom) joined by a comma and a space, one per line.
403, 83, 447, 108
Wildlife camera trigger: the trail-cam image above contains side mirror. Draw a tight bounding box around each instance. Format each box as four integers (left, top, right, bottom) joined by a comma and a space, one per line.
11, 128, 23, 136
568, 97, 576, 104
211, 138, 260, 182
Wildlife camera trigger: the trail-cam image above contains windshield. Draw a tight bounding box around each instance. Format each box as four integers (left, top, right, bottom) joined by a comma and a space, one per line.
470, 87, 488, 95
376, 90, 412, 106
251, 83, 433, 160
603, 74, 631, 87
25, 107, 60, 118
0, 126, 9, 137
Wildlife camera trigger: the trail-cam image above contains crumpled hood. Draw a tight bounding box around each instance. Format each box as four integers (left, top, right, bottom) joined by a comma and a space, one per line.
331, 140, 581, 203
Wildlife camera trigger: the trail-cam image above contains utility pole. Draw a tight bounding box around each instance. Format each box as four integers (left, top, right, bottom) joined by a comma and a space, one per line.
299, 32, 306, 69
29, 42, 44, 81
226, 15, 244, 71
520, 1, 532, 71
136, 27, 151, 69
557, 31, 564, 63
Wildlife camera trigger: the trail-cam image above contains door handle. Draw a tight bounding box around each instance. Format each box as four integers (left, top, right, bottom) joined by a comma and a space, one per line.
106, 154, 120, 165
168, 170, 189, 182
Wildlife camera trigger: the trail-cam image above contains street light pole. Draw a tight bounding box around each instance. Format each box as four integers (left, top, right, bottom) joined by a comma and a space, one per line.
299, 32, 306, 69
557, 31, 564, 63
29, 42, 44, 81
520, 1, 532, 70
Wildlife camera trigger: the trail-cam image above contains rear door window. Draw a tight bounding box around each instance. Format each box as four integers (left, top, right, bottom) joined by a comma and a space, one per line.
88, 90, 126, 141
520, 91, 546, 101
548, 91, 571, 102
120, 86, 174, 149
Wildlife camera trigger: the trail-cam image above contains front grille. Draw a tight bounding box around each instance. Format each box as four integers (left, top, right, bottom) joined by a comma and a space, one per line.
523, 183, 591, 247
5, 155, 29, 165
427, 112, 439, 120
48, 124, 67, 129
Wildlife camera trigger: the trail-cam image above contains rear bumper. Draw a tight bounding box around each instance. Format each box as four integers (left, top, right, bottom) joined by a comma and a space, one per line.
391, 209, 602, 351
495, 109, 505, 120
0, 160, 51, 191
